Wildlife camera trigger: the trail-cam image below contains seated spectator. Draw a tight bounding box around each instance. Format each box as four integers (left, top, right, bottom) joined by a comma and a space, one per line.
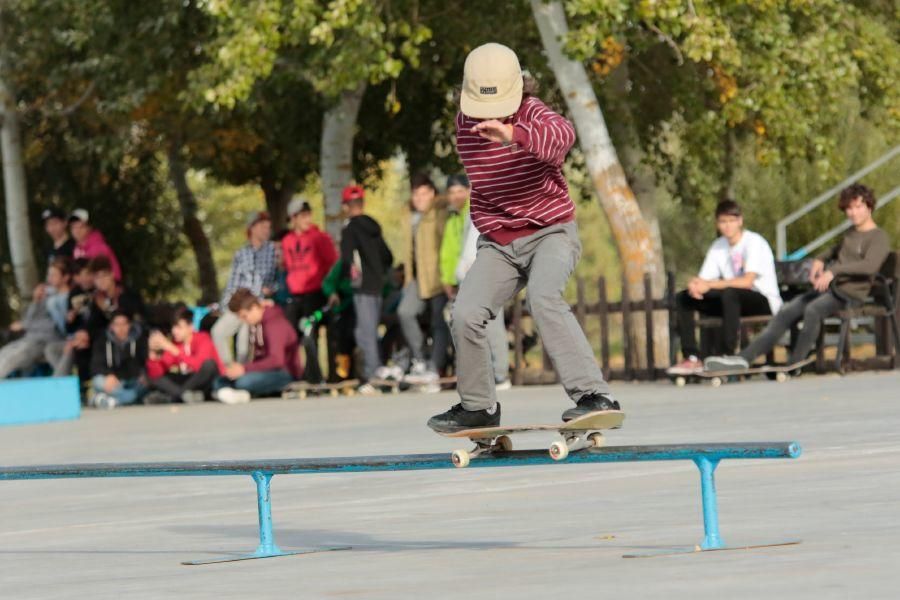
145, 307, 224, 404
69, 208, 123, 282
0, 258, 72, 378
323, 259, 357, 380
42, 207, 75, 265
213, 288, 300, 404
706, 184, 891, 371
89, 310, 148, 409
46, 258, 94, 376
670, 200, 781, 372
52, 256, 145, 381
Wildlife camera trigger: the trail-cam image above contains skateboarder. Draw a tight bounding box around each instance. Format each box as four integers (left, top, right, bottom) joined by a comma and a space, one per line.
427, 42, 618, 433
705, 184, 891, 372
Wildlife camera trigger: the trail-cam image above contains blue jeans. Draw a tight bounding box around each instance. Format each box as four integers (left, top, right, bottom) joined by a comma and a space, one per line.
215, 369, 293, 397
91, 375, 146, 406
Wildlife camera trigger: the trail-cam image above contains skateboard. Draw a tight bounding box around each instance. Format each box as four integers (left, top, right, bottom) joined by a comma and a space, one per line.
440, 410, 625, 468
282, 379, 360, 400
667, 357, 815, 388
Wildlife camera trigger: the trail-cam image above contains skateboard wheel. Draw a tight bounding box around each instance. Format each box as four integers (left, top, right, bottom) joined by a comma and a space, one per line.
495, 435, 513, 452
587, 432, 605, 448
299, 391, 308, 399
775, 371, 788, 383
451, 449, 470, 468
549, 441, 569, 461
710, 377, 723, 388
674, 376, 687, 387
330, 389, 339, 397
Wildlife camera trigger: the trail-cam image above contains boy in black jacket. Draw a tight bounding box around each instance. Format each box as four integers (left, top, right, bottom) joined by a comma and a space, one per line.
89, 311, 148, 409
339, 185, 394, 390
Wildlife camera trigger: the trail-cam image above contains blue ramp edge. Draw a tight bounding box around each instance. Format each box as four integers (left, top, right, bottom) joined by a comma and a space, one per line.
0, 376, 81, 427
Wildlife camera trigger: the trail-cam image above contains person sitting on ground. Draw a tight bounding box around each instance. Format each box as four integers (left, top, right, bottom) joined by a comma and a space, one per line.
337, 184, 395, 394
281, 197, 338, 383
705, 184, 891, 372
89, 310, 148, 409
213, 288, 300, 404
68, 208, 123, 282
145, 307, 224, 404
0, 257, 72, 378
212, 211, 278, 366
41, 207, 75, 266
670, 200, 782, 373
448, 175, 512, 390
397, 173, 450, 388
52, 256, 145, 381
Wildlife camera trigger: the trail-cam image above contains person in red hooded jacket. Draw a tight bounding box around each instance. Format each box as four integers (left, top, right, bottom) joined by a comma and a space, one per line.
281, 197, 337, 383
145, 306, 224, 404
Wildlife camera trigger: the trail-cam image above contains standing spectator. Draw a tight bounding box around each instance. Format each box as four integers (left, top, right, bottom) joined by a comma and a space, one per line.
68, 208, 123, 282
706, 184, 891, 371
398, 174, 450, 386
281, 197, 338, 383
212, 211, 277, 366
145, 307, 224, 404
669, 200, 782, 373
214, 288, 300, 404
0, 258, 72, 378
41, 207, 75, 266
448, 179, 512, 389
338, 185, 394, 392
89, 311, 148, 409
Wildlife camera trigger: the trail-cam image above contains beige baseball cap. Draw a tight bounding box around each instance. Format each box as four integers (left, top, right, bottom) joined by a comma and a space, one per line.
460, 43, 523, 120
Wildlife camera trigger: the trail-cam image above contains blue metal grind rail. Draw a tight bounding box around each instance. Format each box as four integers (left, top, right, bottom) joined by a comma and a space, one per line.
0, 442, 802, 564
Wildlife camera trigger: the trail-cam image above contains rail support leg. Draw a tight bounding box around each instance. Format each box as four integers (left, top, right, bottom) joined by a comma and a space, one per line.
623, 457, 801, 558
182, 471, 351, 565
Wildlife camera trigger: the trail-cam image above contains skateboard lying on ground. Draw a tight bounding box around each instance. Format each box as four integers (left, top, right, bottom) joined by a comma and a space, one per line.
282, 379, 360, 400
440, 410, 625, 468
667, 356, 815, 388
369, 376, 457, 394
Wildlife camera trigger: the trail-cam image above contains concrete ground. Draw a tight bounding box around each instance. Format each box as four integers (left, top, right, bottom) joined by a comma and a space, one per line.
1, 370, 898, 599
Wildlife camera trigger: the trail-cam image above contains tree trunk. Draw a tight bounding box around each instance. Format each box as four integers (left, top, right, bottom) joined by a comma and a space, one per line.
260, 174, 294, 236
321, 82, 366, 241
531, 0, 666, 372
166, 143, 219, 304
0, 75, 39, 299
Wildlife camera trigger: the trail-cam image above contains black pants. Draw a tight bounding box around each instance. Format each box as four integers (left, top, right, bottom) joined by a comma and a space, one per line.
149, 359, 219, 400
739, 290, 844, 365
676, 288, 772, 358
285, 290, 327, 382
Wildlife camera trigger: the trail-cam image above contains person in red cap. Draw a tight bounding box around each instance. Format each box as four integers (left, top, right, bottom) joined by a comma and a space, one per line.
428, 43, 618, 433
337, 184, 394, 392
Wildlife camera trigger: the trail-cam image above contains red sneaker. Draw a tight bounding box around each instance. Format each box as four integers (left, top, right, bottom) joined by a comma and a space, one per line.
667, 357, 702, 375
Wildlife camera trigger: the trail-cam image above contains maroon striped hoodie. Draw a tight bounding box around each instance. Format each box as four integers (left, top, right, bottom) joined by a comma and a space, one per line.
456, 95, 576, 245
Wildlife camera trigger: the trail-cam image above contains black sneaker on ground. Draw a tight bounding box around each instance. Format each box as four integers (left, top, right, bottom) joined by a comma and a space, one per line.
561, 393, 620, 422
142, 390, 173, 405
427, 402, 501, 433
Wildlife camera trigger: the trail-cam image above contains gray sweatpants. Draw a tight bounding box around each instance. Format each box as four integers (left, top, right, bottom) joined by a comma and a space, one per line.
452, 221, 610, 411
0, 336, 52, 378
353, 293, 383, 380
448, 299, 509, 383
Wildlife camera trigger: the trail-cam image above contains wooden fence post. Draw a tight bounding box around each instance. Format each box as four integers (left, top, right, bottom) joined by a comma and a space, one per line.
643, 273, 655, 380
598, 276, 610, 380
621, 274, 632, 380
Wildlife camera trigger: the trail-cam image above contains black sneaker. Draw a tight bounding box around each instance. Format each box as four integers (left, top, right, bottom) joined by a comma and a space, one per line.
142, 390, 173, 405
427, 402, 501, 433
561, 393, 620, 422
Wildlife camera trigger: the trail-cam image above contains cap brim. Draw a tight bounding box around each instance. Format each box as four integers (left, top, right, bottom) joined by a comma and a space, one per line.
460, 87, 523, 120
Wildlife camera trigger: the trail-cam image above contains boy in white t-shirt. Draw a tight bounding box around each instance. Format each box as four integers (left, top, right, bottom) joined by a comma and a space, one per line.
670, 200, 782, 373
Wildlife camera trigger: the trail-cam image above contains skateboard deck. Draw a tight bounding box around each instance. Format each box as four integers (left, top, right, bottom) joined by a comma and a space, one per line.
439, 410, 625, 467
369, 376, 457, 394
668, 357, 815, 387
282, 379, 360, 399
